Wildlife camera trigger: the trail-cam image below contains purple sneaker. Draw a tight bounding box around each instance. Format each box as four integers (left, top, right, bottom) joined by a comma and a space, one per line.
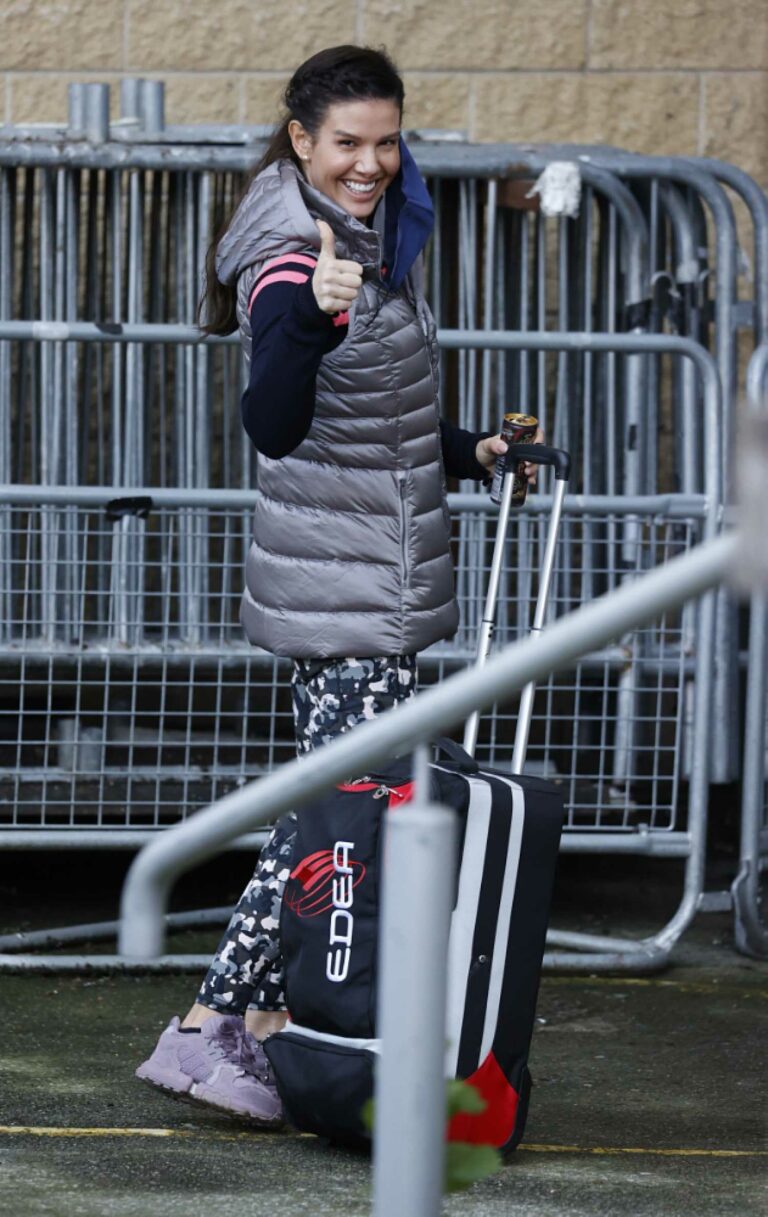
135, 1014, 283, 1126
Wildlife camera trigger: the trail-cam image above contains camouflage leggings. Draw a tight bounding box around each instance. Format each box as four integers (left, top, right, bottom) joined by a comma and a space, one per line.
195, 655, 417, 1013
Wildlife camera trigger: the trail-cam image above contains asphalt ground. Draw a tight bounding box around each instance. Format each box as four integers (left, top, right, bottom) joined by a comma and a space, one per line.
0, 849, 766, 1217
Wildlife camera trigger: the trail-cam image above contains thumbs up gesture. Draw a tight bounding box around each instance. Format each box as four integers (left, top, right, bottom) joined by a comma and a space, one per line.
312, 220, 364, 316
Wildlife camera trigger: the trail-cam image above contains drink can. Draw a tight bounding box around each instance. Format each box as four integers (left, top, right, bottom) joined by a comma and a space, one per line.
489, 413, 539, 506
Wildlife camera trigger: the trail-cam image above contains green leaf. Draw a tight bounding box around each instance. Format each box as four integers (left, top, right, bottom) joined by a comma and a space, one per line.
446, 1079, 487, 1118
444, 1142, 502, 1193
361, 1081, 500, 1195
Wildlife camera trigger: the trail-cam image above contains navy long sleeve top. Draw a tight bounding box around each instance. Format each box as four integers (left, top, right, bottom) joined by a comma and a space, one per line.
240, 256, 489, 481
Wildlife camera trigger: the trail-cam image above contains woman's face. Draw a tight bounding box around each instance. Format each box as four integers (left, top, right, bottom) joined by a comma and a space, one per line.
290, 98, 401, 220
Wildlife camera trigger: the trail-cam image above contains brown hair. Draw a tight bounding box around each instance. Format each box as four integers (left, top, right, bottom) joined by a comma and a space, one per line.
198, 45, 405, 335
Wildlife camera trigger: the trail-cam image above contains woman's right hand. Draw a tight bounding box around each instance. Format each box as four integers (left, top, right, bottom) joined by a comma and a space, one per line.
313, 220, 363, 315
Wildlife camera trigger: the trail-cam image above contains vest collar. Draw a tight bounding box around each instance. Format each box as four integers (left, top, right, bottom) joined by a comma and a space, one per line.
284, 160, 383, 270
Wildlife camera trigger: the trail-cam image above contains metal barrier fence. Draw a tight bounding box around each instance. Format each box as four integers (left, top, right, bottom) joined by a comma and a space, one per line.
1, 90, 765, 850
3, 96, 764, 793
0, 326, 721, 864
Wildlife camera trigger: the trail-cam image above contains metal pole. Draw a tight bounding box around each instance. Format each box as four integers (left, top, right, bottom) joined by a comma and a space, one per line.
732, 593, 768, 957
67, 84, 85, 138
511, 475, 567, 773
732, 344, 768, 957
372, 799, 456, 1217
83, 84, 110, 144
139, 81, 165, 138
463, 464, 516, 757
119, 78, 143, 124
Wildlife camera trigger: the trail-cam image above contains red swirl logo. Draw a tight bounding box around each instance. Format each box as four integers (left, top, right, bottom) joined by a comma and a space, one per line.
285, 849, 367, 918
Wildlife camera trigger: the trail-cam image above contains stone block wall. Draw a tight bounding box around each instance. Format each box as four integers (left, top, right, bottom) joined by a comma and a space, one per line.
1, 0, 766, 186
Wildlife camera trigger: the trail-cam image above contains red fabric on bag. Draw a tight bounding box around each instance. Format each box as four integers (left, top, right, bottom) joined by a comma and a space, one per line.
447, 1051, 519, 1146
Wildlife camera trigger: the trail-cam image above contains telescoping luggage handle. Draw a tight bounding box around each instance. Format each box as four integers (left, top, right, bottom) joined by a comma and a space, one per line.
462, 444, 571, 771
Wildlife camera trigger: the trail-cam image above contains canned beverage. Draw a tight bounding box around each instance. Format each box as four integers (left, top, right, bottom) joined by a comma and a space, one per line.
489, 413, 539, 506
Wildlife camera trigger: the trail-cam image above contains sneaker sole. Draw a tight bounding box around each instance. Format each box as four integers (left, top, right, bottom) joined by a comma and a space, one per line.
135, 1072, 285, 1129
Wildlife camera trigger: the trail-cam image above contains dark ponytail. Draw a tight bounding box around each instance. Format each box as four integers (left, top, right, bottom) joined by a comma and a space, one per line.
199, 45, 405, 335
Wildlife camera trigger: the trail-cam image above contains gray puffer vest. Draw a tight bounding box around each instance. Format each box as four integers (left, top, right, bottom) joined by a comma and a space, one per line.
216, 158, 459, 659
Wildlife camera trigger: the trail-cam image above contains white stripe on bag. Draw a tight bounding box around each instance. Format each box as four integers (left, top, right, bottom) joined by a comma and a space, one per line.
443, 775, 492, 1076
478, 778, 525, 1063
278, 1022, 382, 1054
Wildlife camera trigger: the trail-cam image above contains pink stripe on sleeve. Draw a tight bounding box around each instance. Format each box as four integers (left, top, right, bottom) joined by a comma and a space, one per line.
261, 253, 318, 274
333, 311, 350, 328
249, 270, 310, 310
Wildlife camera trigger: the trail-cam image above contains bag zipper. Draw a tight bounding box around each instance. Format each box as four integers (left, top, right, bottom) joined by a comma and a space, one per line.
337, 778, 414, 802
373, 784, 408, 800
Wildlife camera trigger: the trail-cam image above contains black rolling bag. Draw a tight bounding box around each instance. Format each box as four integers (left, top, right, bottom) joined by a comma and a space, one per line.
265, 446, 570, 1154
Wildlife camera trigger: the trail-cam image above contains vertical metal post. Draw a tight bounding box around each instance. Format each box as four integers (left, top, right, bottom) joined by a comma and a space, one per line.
63, 165, 80, 634
108, 170, 123, 486
39, 169, 58, 642
511, 476, 567, 773
83, 84, 110, 144
140, 81, 165, 137
455, 178, 477, 646
119, 78, 143, 124
194, 173, 211, 638
732, 593, 768, 957
372, 796, 456, 1217
463, 466, 517, 758
0, 169, 12, 639
580, 188, 596, 608
67, 84, 85, 138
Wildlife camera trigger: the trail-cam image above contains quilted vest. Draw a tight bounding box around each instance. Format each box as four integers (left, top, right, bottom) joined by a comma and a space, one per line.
216, 158, 459, 659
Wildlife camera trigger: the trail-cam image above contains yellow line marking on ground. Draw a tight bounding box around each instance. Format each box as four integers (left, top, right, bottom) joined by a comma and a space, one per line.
543, 976, 768, 999
0, 1127, 764, 1156
0, 1126, 191, 1138
0, 1125, 309, 1142
521, 1144, 767, 1158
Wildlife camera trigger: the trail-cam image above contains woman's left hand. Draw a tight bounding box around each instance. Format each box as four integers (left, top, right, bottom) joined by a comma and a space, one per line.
476, 427, 545, 484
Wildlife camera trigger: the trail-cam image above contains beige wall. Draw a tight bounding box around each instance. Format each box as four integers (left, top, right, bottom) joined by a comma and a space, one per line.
1, 0, 766, 185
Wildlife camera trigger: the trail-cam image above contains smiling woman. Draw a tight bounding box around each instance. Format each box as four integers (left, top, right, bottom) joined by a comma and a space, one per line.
135, 44, 521, 1129
290, 97, 402, 219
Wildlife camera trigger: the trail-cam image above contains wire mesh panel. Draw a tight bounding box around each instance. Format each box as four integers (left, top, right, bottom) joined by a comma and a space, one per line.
3, 495, 254, 647
0, 493, 296, 829
0, 490, 704, 839
0, 653, 295, 830
433, 501, 701, 833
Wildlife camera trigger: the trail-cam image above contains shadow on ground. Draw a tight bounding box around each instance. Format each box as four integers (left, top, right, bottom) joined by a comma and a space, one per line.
0, 849, 766, 1216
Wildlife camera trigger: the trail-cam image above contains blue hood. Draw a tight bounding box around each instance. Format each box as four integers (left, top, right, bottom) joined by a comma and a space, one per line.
382, 138, 434, 291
